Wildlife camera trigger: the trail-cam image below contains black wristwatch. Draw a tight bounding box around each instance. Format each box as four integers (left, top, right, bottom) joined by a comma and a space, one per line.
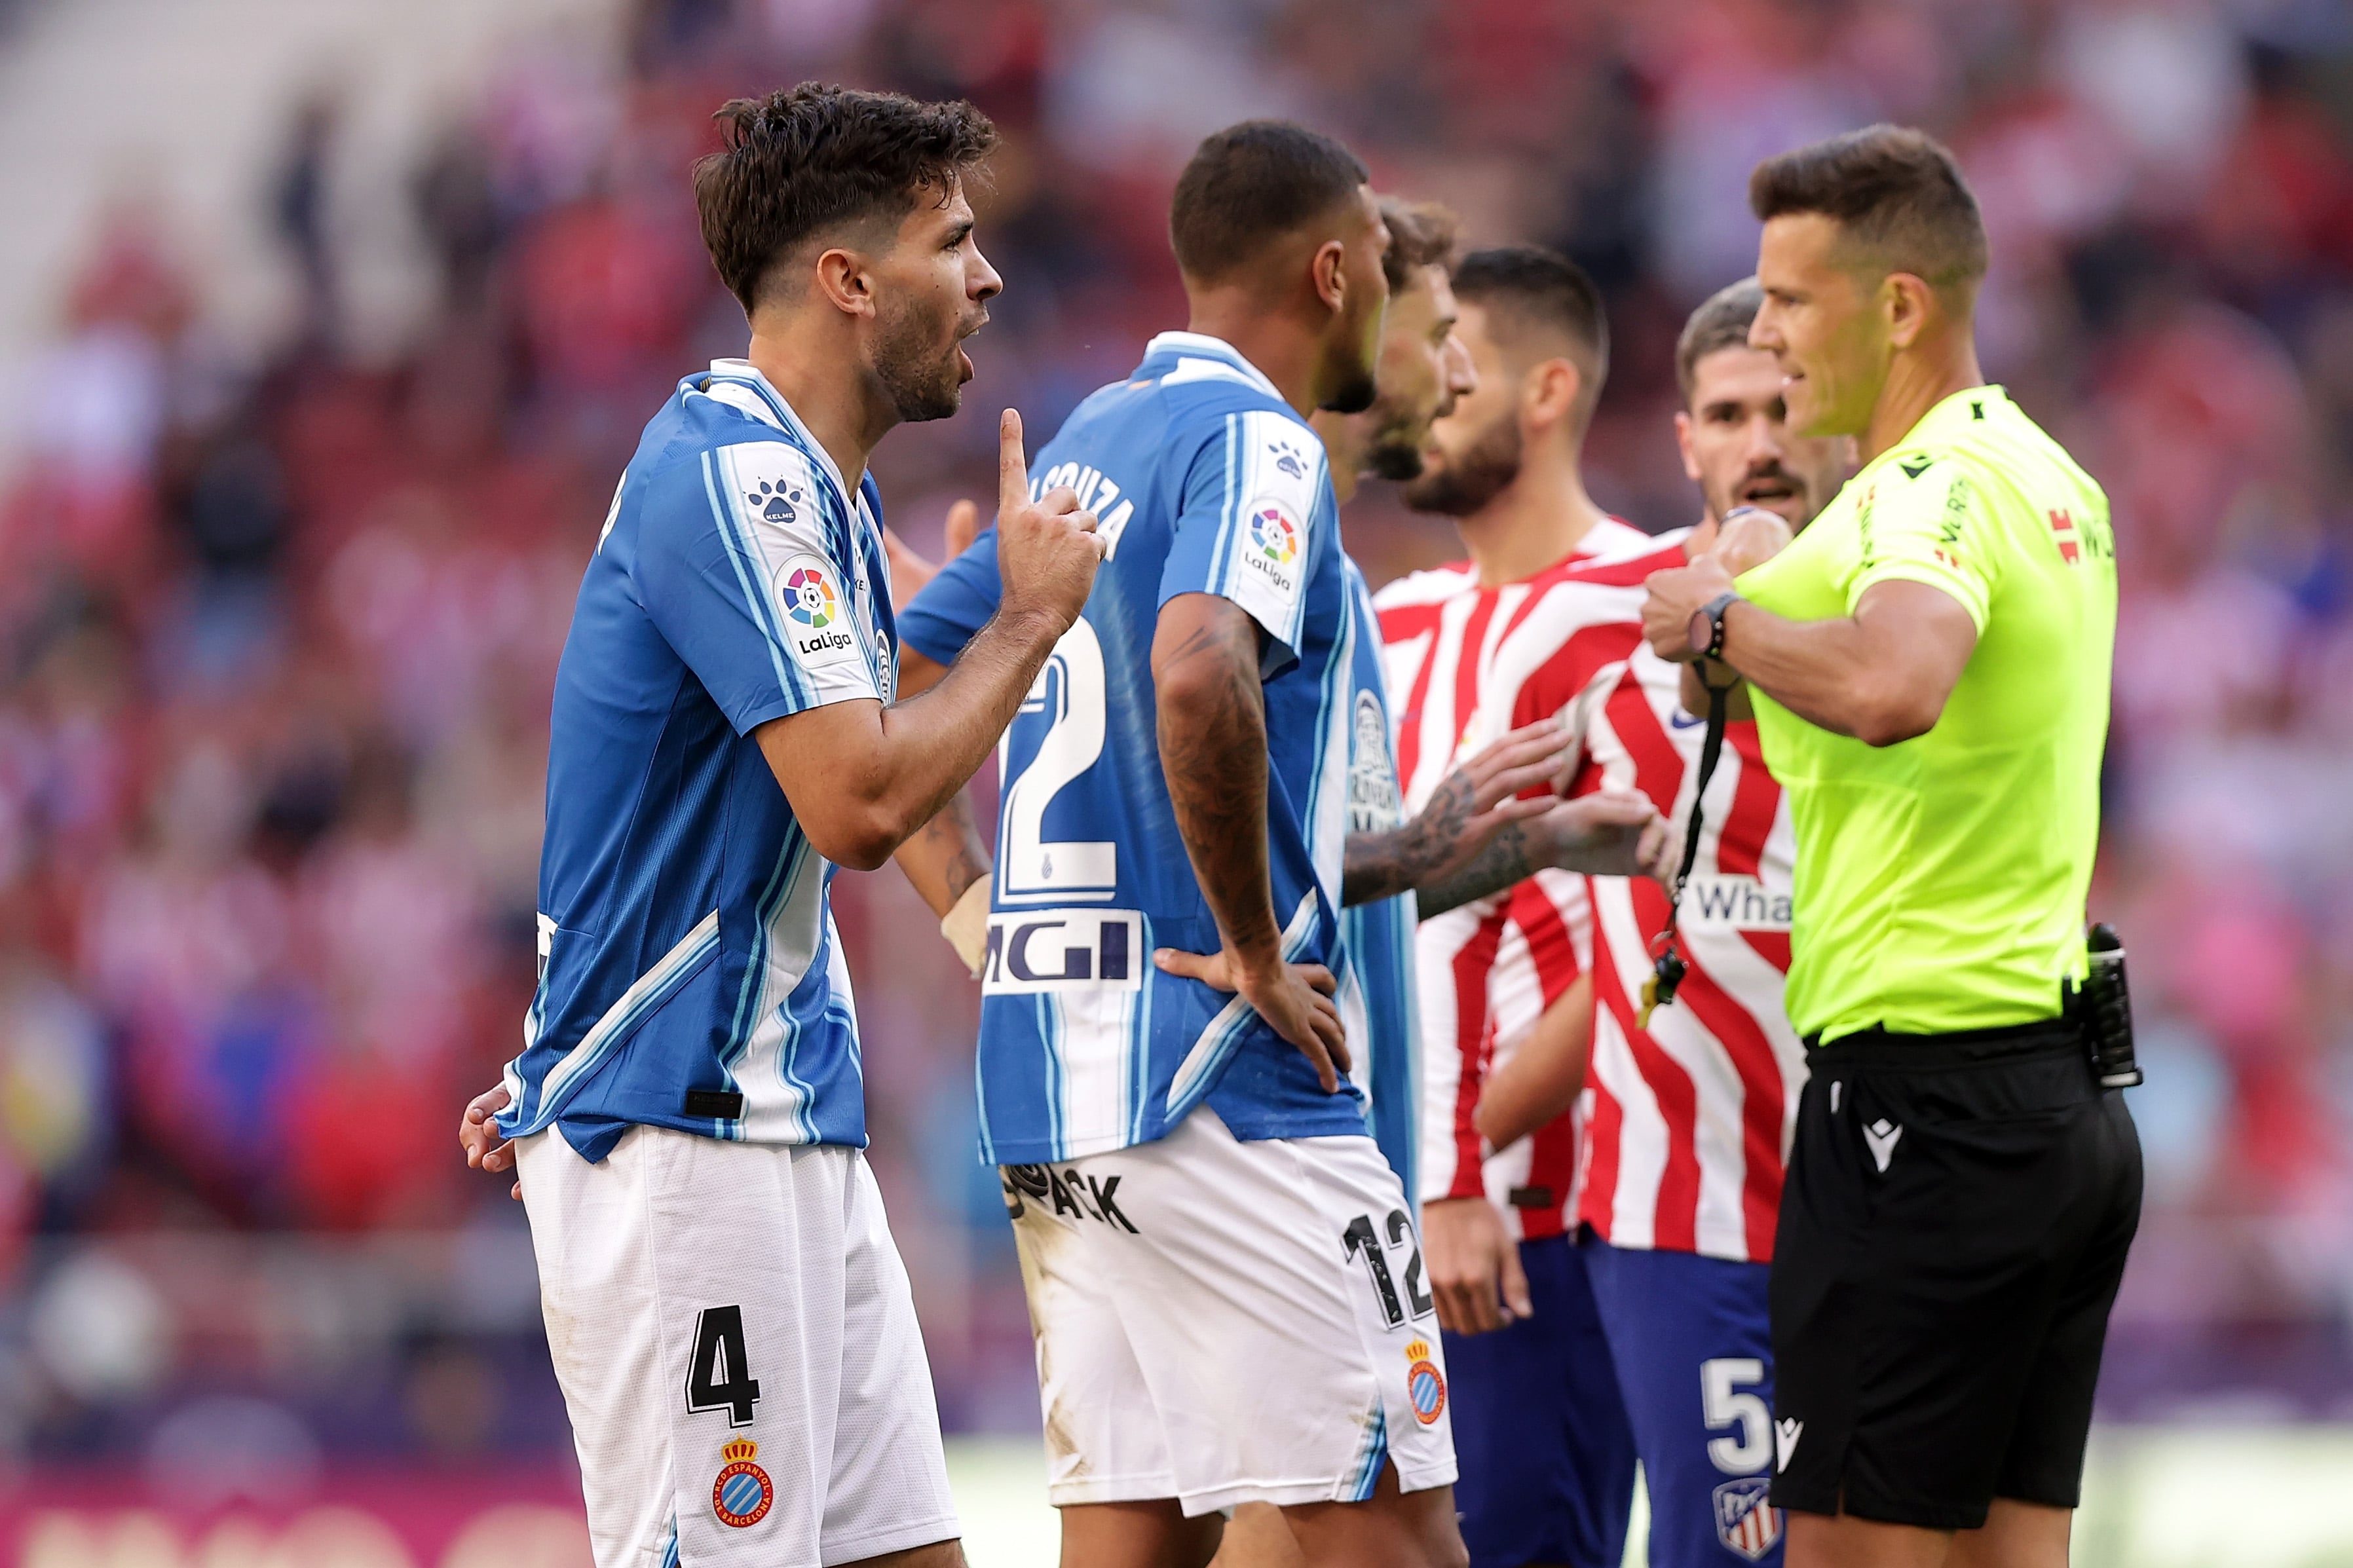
1686, 591, 1742, 662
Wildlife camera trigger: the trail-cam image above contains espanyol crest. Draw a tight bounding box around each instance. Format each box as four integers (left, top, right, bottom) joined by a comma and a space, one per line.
1713, 1476, 1783, 1561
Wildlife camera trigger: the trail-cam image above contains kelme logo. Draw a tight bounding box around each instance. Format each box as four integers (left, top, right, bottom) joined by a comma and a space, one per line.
746, 478, 804, 526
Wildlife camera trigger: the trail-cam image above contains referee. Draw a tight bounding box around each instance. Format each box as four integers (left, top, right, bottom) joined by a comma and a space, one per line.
1640, 125, 2140, 1568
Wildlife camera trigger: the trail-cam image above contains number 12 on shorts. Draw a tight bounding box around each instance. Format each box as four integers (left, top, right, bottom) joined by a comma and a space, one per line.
1343, 1210, 1435, 1328
686, 1305, 762, 1426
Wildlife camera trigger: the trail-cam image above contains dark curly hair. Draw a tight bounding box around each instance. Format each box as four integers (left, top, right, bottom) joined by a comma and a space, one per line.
694, 83, 998, 312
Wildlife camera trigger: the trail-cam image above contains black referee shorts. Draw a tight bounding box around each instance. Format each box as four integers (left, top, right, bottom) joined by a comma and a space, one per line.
1768, 1017, 2142, 1531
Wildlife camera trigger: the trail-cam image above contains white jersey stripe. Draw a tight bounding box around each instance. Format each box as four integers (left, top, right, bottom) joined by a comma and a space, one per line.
1167, 891, 1321, 1113
523, 909, 724, 1129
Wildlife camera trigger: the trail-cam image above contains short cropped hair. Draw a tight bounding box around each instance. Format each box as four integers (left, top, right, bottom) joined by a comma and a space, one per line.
1378, 196, 1461, 293
695, 83, 997, 312
1748, 124, 1987, 293
1170, 121, 1371, 285
1676, 277, 1765, 403
1452, 246, 1609, 391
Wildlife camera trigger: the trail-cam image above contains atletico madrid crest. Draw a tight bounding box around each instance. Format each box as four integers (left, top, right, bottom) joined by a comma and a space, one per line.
713, 1436, 774, 1528
1713, 1476, 1783, 1561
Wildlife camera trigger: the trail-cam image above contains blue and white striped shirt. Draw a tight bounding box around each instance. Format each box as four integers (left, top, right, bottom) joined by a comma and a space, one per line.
1338, 559, 1421, 1202
900, 331, 1366, 1164
499, 360, 892, 1161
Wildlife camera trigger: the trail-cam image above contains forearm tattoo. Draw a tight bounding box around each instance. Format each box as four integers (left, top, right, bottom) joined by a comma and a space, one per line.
1341, 767, 1478, 908
1413, 821, 1536, 920
1159, 618, 1280, 956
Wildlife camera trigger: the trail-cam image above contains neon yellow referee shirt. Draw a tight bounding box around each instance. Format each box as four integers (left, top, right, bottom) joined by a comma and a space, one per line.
1735, 385, 2116, 1043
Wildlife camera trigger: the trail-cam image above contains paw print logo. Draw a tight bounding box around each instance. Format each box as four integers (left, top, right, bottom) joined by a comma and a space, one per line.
1270, 439, 1307, 480
746, 479, 803, 525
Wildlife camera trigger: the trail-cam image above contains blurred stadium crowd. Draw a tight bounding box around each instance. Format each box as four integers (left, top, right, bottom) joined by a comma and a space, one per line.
5, 0, 2353, 1468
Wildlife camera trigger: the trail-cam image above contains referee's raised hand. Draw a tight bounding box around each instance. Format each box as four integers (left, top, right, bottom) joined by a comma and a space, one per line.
993, 409, 1104, 632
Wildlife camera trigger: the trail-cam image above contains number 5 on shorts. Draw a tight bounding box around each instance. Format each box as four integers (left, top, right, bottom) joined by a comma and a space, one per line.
1702, 1356, 1771, 1473
686, 1305, 762, 1426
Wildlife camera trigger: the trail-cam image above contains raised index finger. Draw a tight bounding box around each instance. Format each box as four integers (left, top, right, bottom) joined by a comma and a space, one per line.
999, 409, 1029, 513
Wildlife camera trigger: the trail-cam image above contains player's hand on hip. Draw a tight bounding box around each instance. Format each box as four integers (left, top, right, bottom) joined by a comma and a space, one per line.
1640, 553, 1737, 663
1421, 1196, 1532, 1335
993, 409, 1102, 632
1152, 945, 1352, 1093
459, 1083, 521, 1201
1711, 505, 1794, 576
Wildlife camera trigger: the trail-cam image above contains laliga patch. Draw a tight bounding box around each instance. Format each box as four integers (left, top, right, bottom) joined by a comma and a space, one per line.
1240, 498, 1302, 595
712, 1437, 774, 1528
774, 553, 862, 672
1713, 1476, 1784, 1561
1404, 1339, 1446, 1425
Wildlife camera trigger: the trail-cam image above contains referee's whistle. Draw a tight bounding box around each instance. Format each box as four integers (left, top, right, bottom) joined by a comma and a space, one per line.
1638, 948, 1687, 1029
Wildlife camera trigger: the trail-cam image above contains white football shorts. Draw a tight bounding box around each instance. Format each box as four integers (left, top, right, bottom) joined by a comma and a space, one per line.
1004, 1106, 1458, 1516
517, 1125, 958, 1568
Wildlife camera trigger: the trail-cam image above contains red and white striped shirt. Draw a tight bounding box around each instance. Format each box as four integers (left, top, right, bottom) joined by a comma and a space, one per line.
1491, 538, 1807, 1263
1372, 518, 1652, 1239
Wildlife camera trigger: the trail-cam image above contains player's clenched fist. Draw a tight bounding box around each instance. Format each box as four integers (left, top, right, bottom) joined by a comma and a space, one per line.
994, 409, 1103, 630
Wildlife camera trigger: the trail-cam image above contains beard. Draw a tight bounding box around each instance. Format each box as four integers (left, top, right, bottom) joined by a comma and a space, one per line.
1402, 411, 1521, 517
1361, 403, 1429, 481
873, 294, 973, 424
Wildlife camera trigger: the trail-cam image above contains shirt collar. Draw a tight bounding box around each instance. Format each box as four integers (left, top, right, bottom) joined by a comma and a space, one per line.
1140, 331, 1283, 400
704, 358, 859, 505
1904, 383, 2010, 448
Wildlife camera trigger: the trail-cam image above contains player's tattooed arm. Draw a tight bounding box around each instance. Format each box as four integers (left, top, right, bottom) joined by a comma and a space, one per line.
1342, 722, 1575, 906
894, 792, 990, 919
1415, 793, 1677, 917
1151, 593, 1351, 1092
886, 639, 994, 921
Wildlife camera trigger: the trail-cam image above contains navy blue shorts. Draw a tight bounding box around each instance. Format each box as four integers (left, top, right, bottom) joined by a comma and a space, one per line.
1581, 1233, 1784, 1565
1442, 1232, 1636, 1568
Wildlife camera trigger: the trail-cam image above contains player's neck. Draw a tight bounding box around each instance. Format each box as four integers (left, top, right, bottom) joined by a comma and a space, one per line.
1862, 331, 1986, 465
1308, 408, 1361, 504
1456, 449, 1605, 588
744, 324, 895, 488
1183, 299, 1323, 418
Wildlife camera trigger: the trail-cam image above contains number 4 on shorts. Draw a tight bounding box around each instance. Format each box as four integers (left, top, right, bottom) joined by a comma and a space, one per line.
685, 1305, 762, 1426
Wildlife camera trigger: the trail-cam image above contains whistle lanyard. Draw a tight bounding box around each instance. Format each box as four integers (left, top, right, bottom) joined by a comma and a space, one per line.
1638, 665, 1735, 1028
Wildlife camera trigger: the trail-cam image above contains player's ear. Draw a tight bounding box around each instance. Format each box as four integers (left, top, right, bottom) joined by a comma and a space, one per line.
1674, 410, 1702, 483
1883, 272, 1930, 352
1311, 238, 1347, 316
812, 244, 876, 321
1522, 357, 1582, 433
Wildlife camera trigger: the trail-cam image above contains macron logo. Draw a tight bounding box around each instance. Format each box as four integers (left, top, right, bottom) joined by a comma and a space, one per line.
1775, 1419, 1803, 1472
1864, 1119, 1903, 1173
